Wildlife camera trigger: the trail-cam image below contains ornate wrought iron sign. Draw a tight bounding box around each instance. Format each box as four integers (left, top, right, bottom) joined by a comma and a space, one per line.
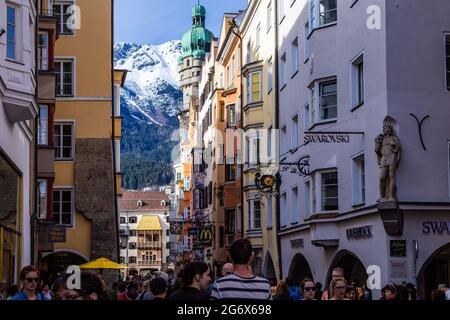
280, 155, 311, 176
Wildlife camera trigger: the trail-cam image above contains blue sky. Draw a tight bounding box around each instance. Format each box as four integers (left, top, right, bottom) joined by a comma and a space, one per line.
114, 0, 248, 45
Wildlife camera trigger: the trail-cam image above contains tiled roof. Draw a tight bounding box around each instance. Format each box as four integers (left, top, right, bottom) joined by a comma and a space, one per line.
120, 191, 170, 211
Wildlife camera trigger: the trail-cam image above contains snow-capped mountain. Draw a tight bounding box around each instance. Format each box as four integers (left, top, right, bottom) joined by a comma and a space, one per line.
114, 41, 182, 190
114, 40, 182, 126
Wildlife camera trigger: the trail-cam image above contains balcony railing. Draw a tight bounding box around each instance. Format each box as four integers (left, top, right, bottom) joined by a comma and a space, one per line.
137, 241, 161, 249
39, 9, 60, 19
137, 261, 162, 266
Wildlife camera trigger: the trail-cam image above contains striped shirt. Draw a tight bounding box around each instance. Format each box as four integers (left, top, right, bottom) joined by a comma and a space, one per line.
210, 274, 272, 300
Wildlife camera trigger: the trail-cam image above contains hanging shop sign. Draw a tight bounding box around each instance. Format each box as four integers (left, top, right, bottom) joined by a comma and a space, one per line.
303, 131, 364, 144
192, 225, 213, 248
346, 225, 373, 240
390, 240, 407, 257
290, 238, 304, 249
48, 225, 67, 243
421, 221, 450, 235
390, 260, 408, 279
170, 222, 183, 235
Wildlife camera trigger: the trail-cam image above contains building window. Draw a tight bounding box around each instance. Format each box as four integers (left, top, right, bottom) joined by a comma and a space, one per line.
446, 35, 450, 90
246, 72, 262, 104
129, 216, 137, 223
53, 2, 75, 35
268, 58, 273, 93
38, 31, 49, 70
38, 180, 48, 220
291, 37, 299, 76
231, 55, 235, 79
267, 126, 273, 162
279, 0, 286, 23
38, 106, 49, 145
352, 154, 366, 205
280, 53, 286, 88
220, 102, 225, 122
225, 163, 236, 182
321, 171, 338, 211
304, 180, 311, 219
120, 217, 126, 224
129, 257, 136, 264
246, 42, 251, 64
256, 23, 261, 50
309, 0, 337, 31
129, 230, 137, 237
54, 123, 73, 160
55, 59, 74, 96
291, 186, 298, 224
247, 135, 260, 168
225, 209, 236, 234
237, 95, 242, 123
266, 196, 272, 228
319, 80, 337, 120
304, 103, 310, 129
351, 53, 364, 108
53, 189, 73, 226
280, 192, 287, 227
227, 66, 231, 88
267, 1, 272, 32
129, 242, 137, 249
227, 104, 236, 127
319, 80, 337, 121
280, 125, 287, 155
291, 114, 299, 150
252, 200, 261, 229
6, 6, 16, 60
184, 177, 190, 190
304, 21, 310, 61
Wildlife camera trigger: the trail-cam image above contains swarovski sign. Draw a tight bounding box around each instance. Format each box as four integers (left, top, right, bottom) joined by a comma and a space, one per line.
304, 133, 350, 144
422, 221, 450, 235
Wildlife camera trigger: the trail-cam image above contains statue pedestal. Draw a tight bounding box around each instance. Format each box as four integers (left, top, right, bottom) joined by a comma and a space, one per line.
377, 201, 403, 236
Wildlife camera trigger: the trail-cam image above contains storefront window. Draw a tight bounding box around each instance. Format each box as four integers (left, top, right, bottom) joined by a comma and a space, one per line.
0, 153, 20, 285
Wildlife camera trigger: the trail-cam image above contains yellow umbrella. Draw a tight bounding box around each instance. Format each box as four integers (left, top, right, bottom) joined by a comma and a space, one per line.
79, 257, 127, 269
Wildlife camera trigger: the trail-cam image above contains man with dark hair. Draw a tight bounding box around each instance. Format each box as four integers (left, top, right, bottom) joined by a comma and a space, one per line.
169, 261, 211, 300
210, 239, 272, 300
150, 277, 168, 300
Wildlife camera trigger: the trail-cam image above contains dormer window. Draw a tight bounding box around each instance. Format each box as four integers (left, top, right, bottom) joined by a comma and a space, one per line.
161, 200, 166, 207
137, 200, 143, 208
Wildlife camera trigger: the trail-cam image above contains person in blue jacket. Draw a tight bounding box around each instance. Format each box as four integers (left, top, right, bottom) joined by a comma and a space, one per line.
286, 277, 302, 300
10, 265, 48, 300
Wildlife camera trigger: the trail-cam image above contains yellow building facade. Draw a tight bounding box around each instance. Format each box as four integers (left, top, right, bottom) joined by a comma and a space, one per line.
240, 0, 279, 280
38, 0, 119, 284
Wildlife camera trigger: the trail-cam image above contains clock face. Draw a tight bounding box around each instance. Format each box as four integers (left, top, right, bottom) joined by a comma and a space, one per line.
261, 175, 276, 188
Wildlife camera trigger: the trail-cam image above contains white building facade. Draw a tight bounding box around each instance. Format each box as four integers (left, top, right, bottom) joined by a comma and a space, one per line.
277, 0, 450, 299
0, 0, 37, 284
119, 191, 171, 275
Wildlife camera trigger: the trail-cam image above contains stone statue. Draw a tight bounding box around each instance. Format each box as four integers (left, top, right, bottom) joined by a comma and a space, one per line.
375, 124, 401, 203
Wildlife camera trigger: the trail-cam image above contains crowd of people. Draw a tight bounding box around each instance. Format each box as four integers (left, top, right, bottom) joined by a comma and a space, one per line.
0, 239, 449, 301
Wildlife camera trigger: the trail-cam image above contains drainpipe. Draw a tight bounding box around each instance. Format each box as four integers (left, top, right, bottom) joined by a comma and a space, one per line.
110, 0, 120, 264
273, 0, 283, 281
